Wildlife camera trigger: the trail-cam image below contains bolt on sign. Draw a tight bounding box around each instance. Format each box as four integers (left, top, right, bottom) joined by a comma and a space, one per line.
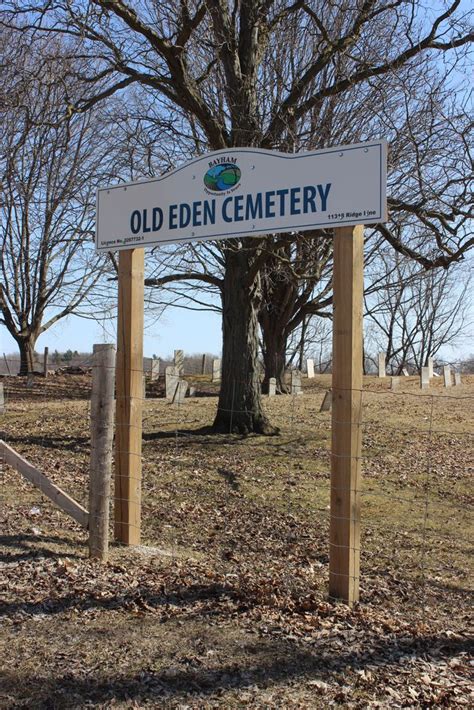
96, 141, 387, 251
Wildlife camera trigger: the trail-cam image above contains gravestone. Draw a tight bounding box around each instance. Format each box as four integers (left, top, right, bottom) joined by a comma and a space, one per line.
307, 359, 315, 379
150, 358, 160, 380
443, 365, 452, 388
320, 389, 332, 412
378, 353, 386, 378
172, 379, 188, 404
421, 367, 430, 390
268, 377, 276, 396
402, 368, 409, 376
291, 370, 302, 395
0, 383, 4, 414
454, 371, 461, 386
174, 349, 184, 374
212, 358, 221, 382
428, 357, 434, 379
391, 376, 399, 391
165, 366, 180, 400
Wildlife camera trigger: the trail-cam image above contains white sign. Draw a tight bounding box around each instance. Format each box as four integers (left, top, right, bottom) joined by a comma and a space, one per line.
96, 140, 387, 252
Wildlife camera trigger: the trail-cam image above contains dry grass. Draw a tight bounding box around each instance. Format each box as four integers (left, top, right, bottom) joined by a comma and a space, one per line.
0, 373, 473, 708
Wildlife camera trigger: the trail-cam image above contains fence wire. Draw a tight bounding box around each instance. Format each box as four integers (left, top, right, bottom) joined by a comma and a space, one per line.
0, 363, 472, 623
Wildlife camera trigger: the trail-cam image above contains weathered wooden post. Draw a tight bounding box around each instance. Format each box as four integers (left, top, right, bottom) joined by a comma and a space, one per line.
43, 347, 49, 377
329, 225, 364, 605
201, 353, 207, 375
115, 248, 144, 545
3, 353, 11, 375
89, 343, 116, 560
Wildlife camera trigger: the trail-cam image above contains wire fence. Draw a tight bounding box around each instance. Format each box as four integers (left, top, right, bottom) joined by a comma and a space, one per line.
0, 352, 221, 377
0, 360, 472, 624
2, 349, 473, 377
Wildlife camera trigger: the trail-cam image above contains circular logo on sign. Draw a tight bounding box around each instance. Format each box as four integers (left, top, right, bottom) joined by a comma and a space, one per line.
204, 163, 241, 192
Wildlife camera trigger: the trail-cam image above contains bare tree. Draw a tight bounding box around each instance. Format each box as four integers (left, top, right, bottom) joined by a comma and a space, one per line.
258, 233, 333, 391
0, 35, 112, 374
4, 1, 472, 428
364, 249, 472, 374
286, 313, 333, 372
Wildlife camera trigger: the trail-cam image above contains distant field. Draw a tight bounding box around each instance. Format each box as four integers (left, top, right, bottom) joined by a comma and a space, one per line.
1, 374, 473, 709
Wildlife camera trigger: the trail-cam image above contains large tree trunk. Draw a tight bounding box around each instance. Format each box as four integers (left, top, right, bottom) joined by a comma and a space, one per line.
260, 324, 290, 394
213, 248, 278, 435
16, 335, 37, 376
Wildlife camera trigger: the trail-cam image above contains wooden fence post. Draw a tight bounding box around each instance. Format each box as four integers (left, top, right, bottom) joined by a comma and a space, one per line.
329, 225, 364, 605
89, 343, 116, 560
115, 248, 144, 545
3, 353, 11, 375
43, 347, 49, 377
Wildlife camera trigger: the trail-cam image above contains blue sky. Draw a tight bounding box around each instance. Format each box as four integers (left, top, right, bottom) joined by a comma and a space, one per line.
0, 305, 222, 359
1, 281, 471, 362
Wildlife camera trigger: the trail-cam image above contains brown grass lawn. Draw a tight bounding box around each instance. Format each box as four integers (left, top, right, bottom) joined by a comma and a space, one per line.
0, 373, 473, 708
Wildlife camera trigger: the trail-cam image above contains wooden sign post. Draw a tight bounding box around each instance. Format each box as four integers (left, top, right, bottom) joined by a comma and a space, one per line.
329, 225, 364, 604
115, 248, 144, 545
96, 142, 385, 585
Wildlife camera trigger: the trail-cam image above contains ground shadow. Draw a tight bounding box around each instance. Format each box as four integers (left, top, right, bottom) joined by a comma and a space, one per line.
3, 434, 89, 452
0, 580, 237, 618
217, 467, 240, 490
1, 632, 471, 708
0, 533, 84, 564
143, 427, 250, 445
427, 578, 474, 600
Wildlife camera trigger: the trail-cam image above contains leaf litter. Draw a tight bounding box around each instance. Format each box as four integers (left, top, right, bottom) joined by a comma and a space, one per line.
0, 373, 473, 708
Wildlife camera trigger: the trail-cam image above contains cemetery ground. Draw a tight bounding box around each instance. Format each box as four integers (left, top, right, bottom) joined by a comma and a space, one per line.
0, 373, 473, 709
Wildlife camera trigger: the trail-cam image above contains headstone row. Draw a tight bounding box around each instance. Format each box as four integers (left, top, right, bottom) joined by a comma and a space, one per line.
444, 365, 462, 387
419, 363, 463, 389
149, 351, 222, 379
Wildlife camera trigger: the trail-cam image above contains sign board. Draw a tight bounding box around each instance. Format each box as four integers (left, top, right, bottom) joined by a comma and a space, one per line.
96, 140, 387, 252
